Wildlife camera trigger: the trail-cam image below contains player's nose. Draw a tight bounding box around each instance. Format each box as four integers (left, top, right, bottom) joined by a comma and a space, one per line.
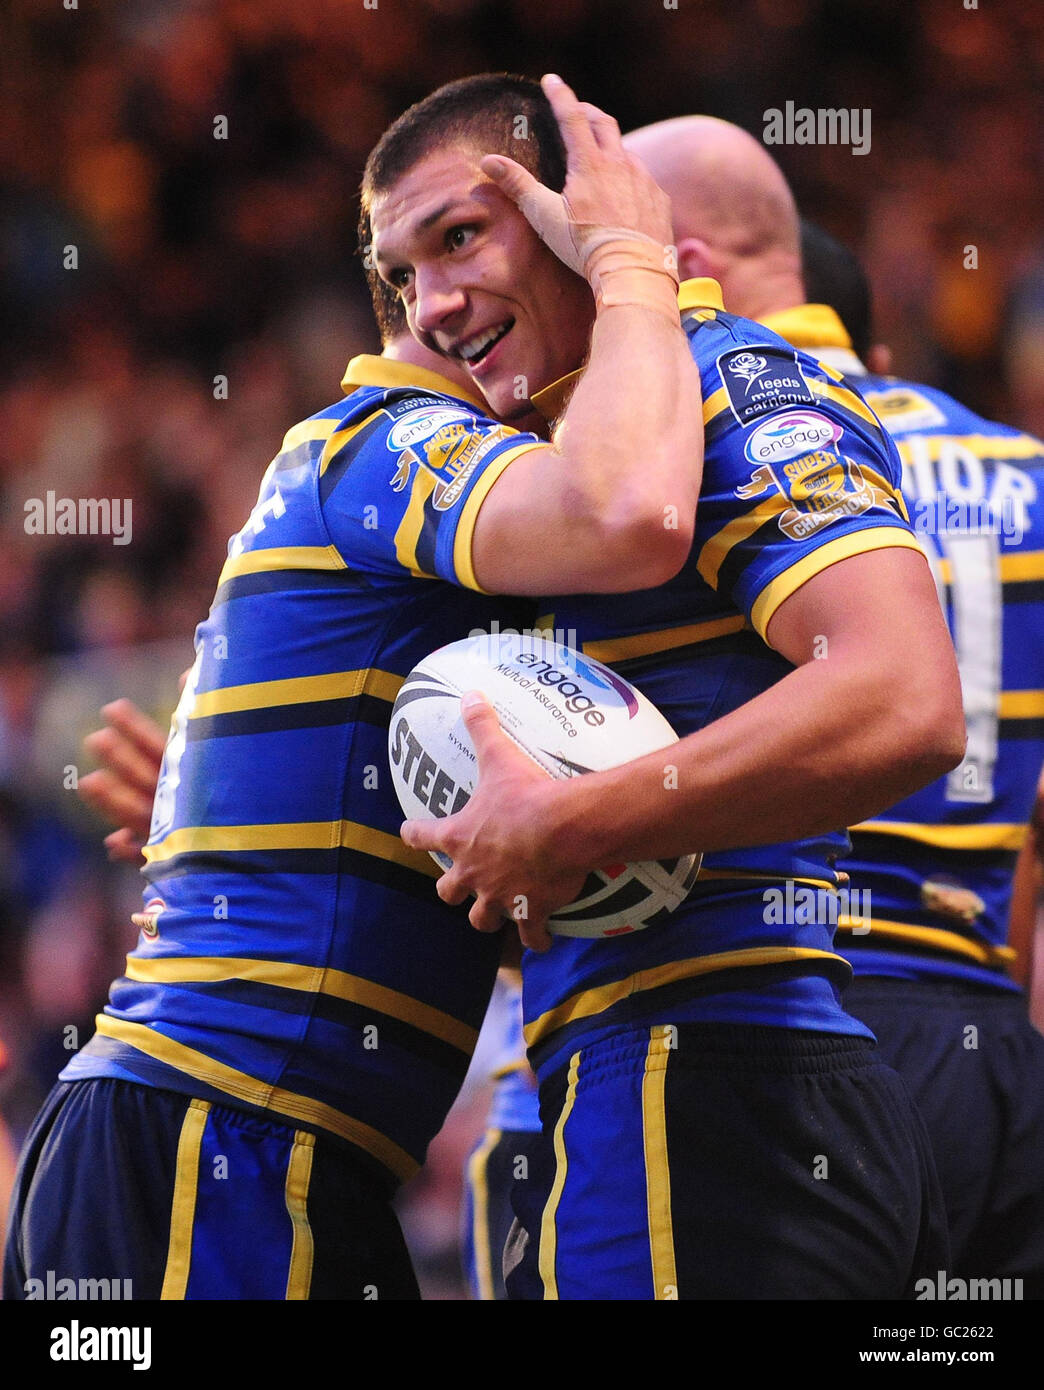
412, 264, 468, 338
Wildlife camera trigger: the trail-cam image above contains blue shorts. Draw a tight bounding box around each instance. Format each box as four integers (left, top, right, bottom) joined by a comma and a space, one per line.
846, 978, 1044, 1297
506, 1022, 948, 1300
461, 1127, 544, 1301
3, 1078, 419, 1300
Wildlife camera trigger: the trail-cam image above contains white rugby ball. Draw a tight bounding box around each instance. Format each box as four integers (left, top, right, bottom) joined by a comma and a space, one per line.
389, 632, 700, 937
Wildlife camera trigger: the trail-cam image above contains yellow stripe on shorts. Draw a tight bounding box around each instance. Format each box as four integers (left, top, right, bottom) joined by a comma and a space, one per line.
539, 1050, 581, 1301
160, 1099, 210, 1300
642, 1026, 678, 1300
284, 1130, 316, 1300
467, 1128, 502, 1302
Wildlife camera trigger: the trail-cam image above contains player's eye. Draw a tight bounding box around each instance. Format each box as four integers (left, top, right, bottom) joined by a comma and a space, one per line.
446, 225, 478, 252
386, 267, 413, 290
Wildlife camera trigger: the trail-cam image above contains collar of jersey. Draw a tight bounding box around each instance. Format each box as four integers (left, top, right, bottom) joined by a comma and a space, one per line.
340, 353, 487, 409
677, 277, 725, 313
758, 303, 852, 351
532, 279, 727, 422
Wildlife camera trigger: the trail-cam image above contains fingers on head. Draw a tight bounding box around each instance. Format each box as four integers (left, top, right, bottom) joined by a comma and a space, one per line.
578, 102, 621, 151
542, 76, 596, 160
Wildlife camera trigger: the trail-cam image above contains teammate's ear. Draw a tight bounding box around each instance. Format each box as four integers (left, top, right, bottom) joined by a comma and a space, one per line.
676, 237, 714, 282
866, 343, 893, 376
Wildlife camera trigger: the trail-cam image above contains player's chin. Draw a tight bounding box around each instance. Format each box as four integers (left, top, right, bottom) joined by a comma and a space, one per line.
472, 373, 523, 421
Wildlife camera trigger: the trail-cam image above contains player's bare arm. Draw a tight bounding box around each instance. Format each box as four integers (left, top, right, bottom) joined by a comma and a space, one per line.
403, 546, 966, 942
369, 76, 703, 597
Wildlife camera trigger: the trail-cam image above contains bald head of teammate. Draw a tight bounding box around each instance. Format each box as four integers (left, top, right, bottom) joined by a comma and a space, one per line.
622, 116, 804, 322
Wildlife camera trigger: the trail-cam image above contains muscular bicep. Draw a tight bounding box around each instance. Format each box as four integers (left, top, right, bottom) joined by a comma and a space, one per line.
471, 443, 613, 594
766, 545, 960, 688
471, 442, 693, 596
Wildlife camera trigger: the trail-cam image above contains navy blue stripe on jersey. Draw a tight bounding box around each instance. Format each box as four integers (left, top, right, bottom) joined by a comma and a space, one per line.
185, 694, 392, 742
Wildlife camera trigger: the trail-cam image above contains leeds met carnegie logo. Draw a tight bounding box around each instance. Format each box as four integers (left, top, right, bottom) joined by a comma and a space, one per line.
726, 352, 770, 391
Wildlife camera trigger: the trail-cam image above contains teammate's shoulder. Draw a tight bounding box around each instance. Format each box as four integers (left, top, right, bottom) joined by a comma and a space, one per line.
273, 383, 493, 463
862, 373, 1036, 446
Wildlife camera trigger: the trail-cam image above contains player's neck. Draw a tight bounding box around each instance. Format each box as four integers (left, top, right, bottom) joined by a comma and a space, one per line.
719, 256, 806, 323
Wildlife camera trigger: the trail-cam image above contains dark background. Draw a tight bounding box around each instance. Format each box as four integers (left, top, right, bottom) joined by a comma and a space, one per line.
0, 0, 1041, 1296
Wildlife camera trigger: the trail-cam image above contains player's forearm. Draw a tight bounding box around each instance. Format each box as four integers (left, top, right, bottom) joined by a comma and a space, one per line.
542, 651, 965, 869
551, 301, 702, 559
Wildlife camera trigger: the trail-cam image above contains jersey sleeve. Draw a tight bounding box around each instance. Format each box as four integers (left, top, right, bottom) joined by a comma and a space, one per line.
319, 394, 545, 590
692, 342, 923, 640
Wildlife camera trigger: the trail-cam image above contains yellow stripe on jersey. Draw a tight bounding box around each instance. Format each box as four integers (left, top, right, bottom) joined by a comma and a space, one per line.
701, 387, 731, 428
539, 1050, 581, 1300
454, 441, 547, 593
278, 417, 340, 455
217, 545, 347, 589
467, 1127, 502, 1301
144, 820, 440, 879
810, 377, 880, 429
123, 956, 479, 1054
523, 946, 847, 1051
94, 1014, 420, 1182
318, 413, 385, 477
897, 434, 1042, 463
582, 613, 747, 664
393, 462, 439, 579
851, 820, 1029, 851
160, 1099, 209, 1300
997, 551, 1044, 582
998, 690, 1044, 719
694, 867, 840, 891
934, 552, 1044, 586
284, 1131, 316, 1300
699, 465, 903, 592
642, 1028, 677, 1300
750, 526, 924, 641
190, 668, 403, 719
836, 916, 1016, 969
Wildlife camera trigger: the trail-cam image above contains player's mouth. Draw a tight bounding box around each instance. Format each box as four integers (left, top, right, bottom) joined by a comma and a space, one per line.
454, 320, 515, 376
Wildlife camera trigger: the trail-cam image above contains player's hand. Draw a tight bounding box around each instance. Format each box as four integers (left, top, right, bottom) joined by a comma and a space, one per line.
401, 692, 589, 953
78, 698, 167, 861
481, 74, 675, 283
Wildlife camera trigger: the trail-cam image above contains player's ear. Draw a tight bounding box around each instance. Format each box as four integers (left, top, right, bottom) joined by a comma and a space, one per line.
676, 237, 714, 283
866, 343, 893, 375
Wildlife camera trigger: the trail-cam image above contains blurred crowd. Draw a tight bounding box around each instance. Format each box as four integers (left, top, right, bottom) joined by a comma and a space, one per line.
1, 0, 1041, 1295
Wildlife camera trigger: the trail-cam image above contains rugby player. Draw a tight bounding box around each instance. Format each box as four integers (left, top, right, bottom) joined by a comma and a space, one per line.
3, 77, 703, 1300
797, 223, 1044, 1295
416, 112, 1042, 1297
384, 80, 965, 1298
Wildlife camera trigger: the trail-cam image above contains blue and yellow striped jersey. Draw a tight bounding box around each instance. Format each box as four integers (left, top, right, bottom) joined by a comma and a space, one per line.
762, 305, 1044, 989
524, 280, 923, 1079
61, 355, 544, 1184
842, 367, 1042, 987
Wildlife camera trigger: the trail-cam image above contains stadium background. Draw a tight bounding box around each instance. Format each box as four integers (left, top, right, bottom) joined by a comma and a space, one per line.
0, 0, 1041, 1298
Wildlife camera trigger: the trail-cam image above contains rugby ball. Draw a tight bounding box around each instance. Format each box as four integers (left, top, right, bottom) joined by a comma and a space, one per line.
389, 632, 700, 937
